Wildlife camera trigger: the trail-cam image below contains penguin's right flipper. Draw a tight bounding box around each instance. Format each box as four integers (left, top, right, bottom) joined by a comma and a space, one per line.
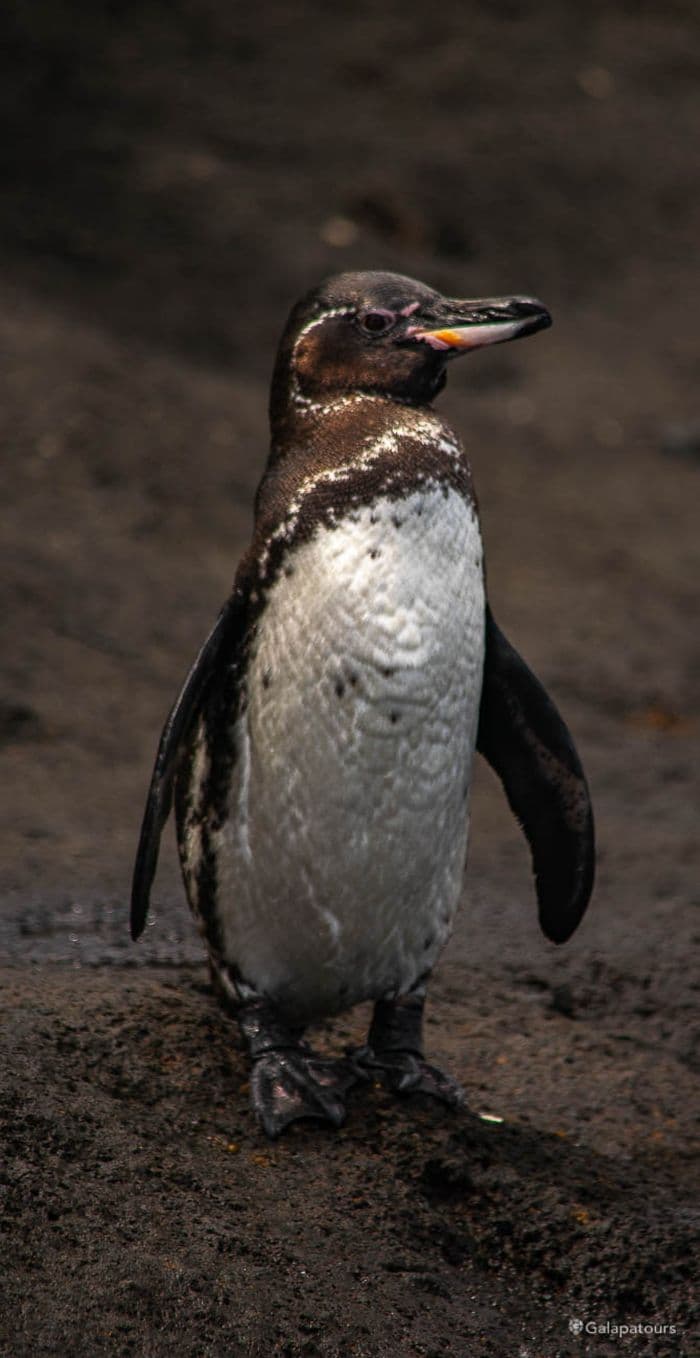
477, 605, 595, 944
130, 590, 247, 941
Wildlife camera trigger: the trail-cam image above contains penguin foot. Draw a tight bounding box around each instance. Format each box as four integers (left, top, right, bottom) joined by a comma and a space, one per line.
250, 1049, 359, 1138
349, 1045, 465, 1109
237, 997, 362, 1137
349, 993, 466, 1109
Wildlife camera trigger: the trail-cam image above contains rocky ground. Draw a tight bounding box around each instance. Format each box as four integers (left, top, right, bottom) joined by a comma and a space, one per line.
1, 3, 699, 1355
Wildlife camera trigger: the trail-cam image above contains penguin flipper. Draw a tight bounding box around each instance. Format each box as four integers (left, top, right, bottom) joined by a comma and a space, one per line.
130, 592, 246, 941
476, 605, 595, 943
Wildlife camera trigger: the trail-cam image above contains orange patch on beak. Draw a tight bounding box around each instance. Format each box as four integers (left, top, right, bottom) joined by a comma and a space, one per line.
427, 328, 473, 348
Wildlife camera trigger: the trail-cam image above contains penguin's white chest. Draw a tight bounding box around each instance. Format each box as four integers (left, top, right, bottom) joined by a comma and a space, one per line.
212, 484, 485, 1021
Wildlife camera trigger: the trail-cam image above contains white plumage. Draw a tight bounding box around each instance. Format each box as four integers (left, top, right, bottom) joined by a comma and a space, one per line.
208, 485, 485, 1022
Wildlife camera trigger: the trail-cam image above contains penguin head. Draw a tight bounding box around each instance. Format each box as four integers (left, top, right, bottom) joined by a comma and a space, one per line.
271, 270, 551, 421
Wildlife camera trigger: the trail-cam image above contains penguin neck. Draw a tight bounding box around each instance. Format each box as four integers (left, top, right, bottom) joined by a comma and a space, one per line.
253, 380, 476, 590
268, 384, 425, 463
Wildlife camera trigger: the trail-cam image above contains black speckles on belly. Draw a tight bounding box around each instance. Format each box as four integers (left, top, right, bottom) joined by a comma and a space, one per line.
348, 672, 358, 689
389, 710, 400, 724
383, 666, 394, 678
368, 547, 380, 559
335, 678, 345, 698
392, 515, 403, 529
262, 668, 272, 690
423, 934, 435, 951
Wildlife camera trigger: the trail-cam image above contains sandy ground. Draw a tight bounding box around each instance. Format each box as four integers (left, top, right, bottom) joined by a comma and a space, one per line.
1, 3, 699, 1354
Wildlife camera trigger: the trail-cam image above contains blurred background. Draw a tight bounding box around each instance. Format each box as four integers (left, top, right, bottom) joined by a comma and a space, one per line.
1, 1, 698, 1018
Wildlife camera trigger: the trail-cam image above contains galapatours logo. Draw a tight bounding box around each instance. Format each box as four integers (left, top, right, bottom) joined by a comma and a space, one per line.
568, 1318, 677, 1337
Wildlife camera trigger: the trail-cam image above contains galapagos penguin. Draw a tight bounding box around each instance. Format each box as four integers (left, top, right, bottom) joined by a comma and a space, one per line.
131, 271, 594, 1138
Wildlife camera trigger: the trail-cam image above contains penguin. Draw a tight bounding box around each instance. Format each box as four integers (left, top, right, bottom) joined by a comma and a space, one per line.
131, 271, 594, 1138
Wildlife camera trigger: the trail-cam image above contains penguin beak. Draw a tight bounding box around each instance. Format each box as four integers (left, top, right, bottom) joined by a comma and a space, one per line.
405, 296, 551, 352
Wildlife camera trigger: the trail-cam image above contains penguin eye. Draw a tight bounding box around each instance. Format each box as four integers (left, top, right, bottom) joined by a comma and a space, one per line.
359, 309, 396, 335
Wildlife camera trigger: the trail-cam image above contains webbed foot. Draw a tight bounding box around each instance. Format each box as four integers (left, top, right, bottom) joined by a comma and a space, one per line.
349, 1044, 465, 1107
349, 992, 466, 1110
237, 997, 360, 1138
251, 1048, 358, 1138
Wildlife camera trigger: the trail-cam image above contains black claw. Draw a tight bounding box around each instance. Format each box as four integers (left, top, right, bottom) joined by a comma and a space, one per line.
250, 1049, 358, 1138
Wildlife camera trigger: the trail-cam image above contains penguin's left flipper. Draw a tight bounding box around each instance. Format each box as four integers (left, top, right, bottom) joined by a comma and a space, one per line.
130, 590, 246, 942
477, 605, 595, 943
